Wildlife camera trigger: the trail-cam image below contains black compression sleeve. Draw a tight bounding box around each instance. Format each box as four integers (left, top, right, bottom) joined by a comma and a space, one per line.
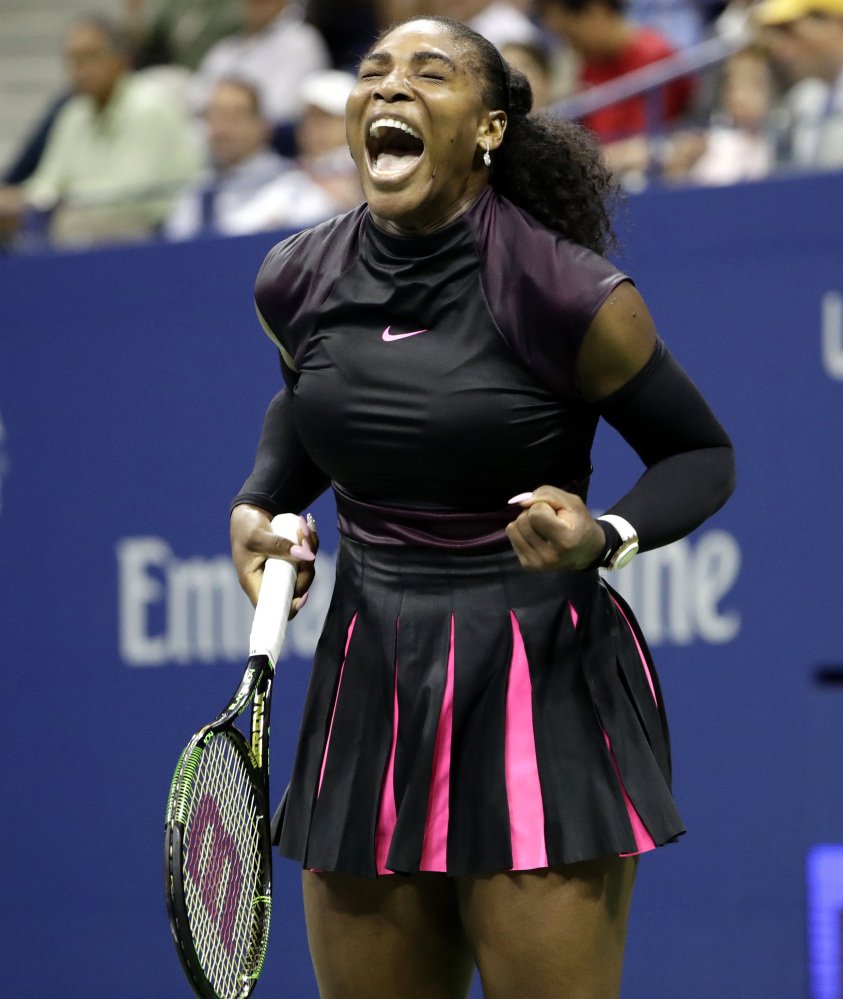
230, 387, 331, 515
598, 341, 736, 551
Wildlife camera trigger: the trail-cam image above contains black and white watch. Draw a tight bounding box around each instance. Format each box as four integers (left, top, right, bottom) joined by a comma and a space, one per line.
596, 514, 639, 570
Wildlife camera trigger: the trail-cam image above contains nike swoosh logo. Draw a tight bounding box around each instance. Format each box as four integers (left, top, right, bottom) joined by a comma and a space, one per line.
382, 325, 429, 342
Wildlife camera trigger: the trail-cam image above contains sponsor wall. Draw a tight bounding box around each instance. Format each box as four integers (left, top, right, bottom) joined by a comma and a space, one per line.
1, 171, 841, 998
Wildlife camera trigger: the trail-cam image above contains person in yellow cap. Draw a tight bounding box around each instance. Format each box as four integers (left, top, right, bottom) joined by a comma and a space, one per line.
753, 0, 843, 168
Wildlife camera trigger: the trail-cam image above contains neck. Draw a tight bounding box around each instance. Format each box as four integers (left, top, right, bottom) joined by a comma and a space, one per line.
370, 188, 487, 238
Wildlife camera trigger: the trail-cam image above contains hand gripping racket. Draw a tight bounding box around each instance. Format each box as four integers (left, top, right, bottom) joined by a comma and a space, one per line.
164, 513, 301, 999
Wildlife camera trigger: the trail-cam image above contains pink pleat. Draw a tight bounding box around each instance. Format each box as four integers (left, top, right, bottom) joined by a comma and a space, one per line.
419, 616, 455, 872
506, 612, 548, 870
317, 613, 357, 797
374, 625, 399, 875
568, 600, 579, 629
610, 594, 658, 706
603, 730, 656, 855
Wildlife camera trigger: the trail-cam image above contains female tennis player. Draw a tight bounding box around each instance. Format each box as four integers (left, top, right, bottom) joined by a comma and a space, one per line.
230, 16, 735, 998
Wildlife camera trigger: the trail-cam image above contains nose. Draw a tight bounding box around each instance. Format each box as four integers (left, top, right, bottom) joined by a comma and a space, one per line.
373, 69, 412, 103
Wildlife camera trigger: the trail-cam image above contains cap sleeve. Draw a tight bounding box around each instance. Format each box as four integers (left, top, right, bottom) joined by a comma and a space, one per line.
470, 194, 631, 399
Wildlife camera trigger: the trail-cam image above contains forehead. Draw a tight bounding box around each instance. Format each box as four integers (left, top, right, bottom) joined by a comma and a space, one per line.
366, 20, 471, 65
211, 81, 258, 111
65, 23, 112, 54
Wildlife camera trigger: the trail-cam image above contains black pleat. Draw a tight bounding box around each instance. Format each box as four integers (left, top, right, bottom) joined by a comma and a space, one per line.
276, 569, 356, 859
581, 583, 684, 847
305, 601, 398, 874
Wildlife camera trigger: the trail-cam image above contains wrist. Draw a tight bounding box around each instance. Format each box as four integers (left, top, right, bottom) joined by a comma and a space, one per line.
595, 514, 639, 570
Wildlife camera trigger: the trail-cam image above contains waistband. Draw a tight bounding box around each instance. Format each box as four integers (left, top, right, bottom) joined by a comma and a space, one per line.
333, 475, 590, 553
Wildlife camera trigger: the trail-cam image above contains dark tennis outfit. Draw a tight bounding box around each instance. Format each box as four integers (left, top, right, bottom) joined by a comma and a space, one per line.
236, 188, 731, 878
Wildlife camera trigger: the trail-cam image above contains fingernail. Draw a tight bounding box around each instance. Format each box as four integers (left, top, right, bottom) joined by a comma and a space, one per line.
290, 544, 315, 562
508, 492, 534, 504
299, 514, 310, 538
296, 592, 309, 611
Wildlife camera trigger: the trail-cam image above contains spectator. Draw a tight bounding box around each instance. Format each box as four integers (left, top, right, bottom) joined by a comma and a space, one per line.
2, 93, 71, 186
294, 70, 363, 213
166, 72, 358, 239
125, 0, 243, 70
662, 46, 780, 185
0, 15, 201, 250
166, 76, 294, 238
190, 0, 331, 127
754, 0, 843, 169
535, 0, 696, 143
534, 0, 696, 185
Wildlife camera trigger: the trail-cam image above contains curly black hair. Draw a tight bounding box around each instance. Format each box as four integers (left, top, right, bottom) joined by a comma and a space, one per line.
372, 15, 618, 255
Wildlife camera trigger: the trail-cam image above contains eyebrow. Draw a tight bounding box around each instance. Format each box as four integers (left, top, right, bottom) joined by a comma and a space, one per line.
361, 49, 457, 72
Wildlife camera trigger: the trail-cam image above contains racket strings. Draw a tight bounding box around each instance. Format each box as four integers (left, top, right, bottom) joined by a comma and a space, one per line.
181, 732, 268, 998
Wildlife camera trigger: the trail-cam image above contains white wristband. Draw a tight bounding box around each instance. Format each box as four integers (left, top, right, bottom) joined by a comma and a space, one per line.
597, 515, 639, 570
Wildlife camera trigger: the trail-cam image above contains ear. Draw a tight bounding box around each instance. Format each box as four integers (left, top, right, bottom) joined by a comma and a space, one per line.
479, 110, 507, 153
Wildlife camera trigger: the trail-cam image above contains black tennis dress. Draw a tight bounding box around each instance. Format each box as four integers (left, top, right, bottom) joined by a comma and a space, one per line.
242, 187, 686, 878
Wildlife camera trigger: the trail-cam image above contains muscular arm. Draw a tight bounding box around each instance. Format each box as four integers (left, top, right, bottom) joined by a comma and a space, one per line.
578, 281, 735, 552
507, 282, 735, 569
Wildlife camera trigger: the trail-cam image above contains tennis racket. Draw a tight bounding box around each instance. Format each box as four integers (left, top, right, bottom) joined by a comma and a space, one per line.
164, 512, 302, 999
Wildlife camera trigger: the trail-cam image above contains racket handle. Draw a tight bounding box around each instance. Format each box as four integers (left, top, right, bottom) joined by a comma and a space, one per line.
249, 512, 301, 664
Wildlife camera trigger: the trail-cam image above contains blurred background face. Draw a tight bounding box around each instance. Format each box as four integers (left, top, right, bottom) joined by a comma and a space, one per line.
722, 51, 774, 128
244, 0, 285, 33
64, 22, 126, 104
205, 81, 268, 169
762, 15, 843, 82
296, 105, 349, 159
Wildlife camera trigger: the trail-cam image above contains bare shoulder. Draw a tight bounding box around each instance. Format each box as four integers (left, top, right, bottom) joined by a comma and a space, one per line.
576, 281, 659, 403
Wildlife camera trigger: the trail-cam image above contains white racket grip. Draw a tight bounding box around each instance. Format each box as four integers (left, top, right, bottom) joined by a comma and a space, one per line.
248, 512, 301, 664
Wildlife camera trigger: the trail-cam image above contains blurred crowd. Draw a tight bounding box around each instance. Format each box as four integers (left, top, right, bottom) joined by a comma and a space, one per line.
0, 0, 841, 252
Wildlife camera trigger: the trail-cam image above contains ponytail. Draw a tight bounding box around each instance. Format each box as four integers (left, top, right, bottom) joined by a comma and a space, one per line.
492, 69, 618, 256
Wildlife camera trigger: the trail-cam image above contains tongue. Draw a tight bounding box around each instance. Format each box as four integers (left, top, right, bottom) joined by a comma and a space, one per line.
375, 150, 419, 173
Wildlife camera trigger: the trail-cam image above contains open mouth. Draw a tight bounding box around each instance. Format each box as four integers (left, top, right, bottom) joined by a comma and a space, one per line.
366, 117, 425, 179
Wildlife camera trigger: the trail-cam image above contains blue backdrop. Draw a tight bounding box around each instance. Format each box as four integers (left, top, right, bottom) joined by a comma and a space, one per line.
1, 171, 841, 998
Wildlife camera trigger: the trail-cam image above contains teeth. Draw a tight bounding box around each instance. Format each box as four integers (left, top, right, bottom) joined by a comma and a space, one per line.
368, 117, 422, 141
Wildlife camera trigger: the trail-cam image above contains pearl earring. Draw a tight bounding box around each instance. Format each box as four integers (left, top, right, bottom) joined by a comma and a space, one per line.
483, 141, 492, 168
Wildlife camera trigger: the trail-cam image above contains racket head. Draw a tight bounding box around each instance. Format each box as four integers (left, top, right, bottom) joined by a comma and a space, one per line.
165, 725, 272, 999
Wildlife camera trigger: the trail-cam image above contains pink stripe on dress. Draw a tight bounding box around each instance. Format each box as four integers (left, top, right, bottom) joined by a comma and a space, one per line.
374, 625, 400, 875
317, 613, 357, 797
603, 730, 656, 855
610, 594, 658, 706
505, 612, 548, 870
419, 616, 456, 872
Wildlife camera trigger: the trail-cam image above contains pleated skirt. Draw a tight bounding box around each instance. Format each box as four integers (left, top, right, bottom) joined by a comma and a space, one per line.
274, 537, 685, 878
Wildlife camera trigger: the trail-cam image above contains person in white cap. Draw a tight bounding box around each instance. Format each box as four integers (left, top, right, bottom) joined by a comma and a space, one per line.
754, 0, 843, 168
294, 70, 363, 213
190, 0, 331, 126
166, 73, 355, 239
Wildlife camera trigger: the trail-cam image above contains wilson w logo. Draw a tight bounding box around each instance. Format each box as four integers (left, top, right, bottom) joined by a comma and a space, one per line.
185, 795, 244, 956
